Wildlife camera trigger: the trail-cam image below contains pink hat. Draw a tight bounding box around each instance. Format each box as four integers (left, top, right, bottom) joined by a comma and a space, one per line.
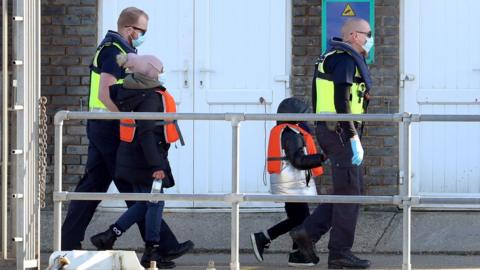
117, 53, 164, 79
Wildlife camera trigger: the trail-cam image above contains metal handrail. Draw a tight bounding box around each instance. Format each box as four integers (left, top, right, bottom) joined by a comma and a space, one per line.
52, 111, 480, 270
54, 111, 406, 123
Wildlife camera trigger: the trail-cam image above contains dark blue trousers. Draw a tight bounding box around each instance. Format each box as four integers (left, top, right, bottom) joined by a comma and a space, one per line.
61, 120, 179, 251
302, 123, 363, 254
116, 184, 164, 243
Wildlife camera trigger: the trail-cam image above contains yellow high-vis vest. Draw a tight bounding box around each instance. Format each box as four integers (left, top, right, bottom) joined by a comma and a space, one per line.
88, 42, 127, 111
314, 50, 367, 116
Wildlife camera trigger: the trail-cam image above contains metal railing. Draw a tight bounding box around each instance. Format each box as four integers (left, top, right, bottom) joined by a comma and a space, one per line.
2, 0, 9, 260
52, 111, 480, 270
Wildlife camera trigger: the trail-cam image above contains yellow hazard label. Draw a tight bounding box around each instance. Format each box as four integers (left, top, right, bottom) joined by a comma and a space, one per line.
342, 3, 356, 17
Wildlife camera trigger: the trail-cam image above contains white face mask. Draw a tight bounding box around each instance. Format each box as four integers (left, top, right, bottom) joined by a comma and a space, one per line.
362, 36, 374, 54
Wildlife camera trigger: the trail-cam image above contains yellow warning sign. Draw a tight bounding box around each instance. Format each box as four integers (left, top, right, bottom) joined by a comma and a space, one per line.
342, 3, 356, 17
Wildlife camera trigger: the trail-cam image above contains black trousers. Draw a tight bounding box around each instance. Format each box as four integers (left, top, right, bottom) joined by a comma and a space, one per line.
267, 202, 310, 250
61, 120, 179, 251
302, 123, 363, 254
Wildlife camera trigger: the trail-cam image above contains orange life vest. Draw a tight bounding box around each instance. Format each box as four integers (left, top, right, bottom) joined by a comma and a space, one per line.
267, 123, 323, 177
119, 89, 184, 145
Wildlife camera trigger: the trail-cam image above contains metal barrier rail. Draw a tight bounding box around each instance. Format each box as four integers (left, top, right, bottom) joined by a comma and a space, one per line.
53, 111, 480, 270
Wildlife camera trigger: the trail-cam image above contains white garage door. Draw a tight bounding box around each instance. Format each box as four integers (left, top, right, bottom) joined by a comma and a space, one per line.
403, 0, 480, 196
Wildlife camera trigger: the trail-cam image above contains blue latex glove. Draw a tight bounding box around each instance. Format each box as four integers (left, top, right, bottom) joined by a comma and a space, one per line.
350, 135, 364, 166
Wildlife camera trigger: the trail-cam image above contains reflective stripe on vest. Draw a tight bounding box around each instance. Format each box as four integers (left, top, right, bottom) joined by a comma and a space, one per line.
119, 89, 185, 145
315, 50, 366, 115
267, 124, 323, 177
89, 42, 127, 110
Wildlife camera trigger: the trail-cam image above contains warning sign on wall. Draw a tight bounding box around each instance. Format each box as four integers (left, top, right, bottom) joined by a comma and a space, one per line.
342, 3, 356, 16
322, 0, 375, 63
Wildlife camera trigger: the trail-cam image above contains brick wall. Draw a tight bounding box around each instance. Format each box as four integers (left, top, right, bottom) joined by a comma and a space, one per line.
291, 0, 400, 195
42, 0, 98, 207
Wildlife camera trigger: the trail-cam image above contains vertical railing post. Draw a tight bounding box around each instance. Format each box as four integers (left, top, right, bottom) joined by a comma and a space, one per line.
229, 115, 241, 270
1, 0, 9, 260
402, 114, 412, 270
53, 115, 65, 251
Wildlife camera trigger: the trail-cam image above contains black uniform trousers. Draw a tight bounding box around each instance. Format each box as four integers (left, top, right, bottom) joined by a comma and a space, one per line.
61, 119, 179, 251
302, 123, 363, 254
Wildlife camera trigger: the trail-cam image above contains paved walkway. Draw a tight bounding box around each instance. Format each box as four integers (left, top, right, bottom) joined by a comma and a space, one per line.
2, 253, 480, 269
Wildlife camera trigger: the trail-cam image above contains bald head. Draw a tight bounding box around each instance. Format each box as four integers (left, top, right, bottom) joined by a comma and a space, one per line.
341, 18, 372, 55
342, 18, 369, 41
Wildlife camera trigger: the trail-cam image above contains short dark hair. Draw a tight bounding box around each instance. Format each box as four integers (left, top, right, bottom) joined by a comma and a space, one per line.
117, 7, 149, 29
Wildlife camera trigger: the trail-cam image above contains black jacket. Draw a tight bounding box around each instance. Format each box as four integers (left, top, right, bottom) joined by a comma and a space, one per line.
112, 85, 175, 188
281, 127, 323, 171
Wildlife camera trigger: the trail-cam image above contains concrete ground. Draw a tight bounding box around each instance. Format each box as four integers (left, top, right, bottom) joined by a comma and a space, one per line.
2, 252, 480, 269
3, 209, 480, 269
39, 209, 480, 254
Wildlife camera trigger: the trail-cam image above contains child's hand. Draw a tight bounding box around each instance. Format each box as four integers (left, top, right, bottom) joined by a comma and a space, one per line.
152, 170, 165, 180
320, 153, 329, 163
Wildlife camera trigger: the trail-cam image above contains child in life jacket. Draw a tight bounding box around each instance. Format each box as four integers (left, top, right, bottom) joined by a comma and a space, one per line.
90, 53, 183, 268
250, 97, 325, 267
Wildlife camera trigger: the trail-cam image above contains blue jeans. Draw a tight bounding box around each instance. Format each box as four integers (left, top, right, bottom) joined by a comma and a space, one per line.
116, 184, 165, 243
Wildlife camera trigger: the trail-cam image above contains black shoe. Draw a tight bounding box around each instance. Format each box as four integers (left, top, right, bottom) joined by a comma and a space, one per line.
328, 251, 371, 269
90, 228, 117, 250
289, 227, 319, 265
141, 245, 176, 269
161, 240, 195, 261
288, 250, 316, 267
250, 232, 271, 262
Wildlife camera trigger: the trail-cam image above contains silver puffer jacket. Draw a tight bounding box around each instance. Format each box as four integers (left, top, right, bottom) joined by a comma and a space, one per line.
270, 154, 317, 196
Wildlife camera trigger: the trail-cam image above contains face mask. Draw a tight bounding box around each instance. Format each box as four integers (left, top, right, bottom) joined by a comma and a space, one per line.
132, 33, 145, 48
362, 36, 374, 54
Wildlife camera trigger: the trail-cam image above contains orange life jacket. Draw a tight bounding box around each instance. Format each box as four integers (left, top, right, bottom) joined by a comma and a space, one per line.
267, 123, 323, 177
119, 88, 184, 145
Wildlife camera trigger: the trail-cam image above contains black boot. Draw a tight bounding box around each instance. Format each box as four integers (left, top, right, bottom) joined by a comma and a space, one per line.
288, 250, 316, 267
161, 240, 195, 261
328, 251, 371, 269
289, 227, 319, 265
90, 225, 121, 250
141, 244, 176, 269
250, 232, 271, 262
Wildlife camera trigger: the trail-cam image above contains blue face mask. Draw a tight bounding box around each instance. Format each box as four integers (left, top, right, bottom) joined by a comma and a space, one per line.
362, 36, 374, 54
132, 33, 145, 48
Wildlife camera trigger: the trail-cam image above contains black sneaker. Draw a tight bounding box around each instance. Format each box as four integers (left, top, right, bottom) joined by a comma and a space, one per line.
288, 250, 316, 267
328, 251, 371, 269
289, 227, 319, 265
250, 232, 271, 262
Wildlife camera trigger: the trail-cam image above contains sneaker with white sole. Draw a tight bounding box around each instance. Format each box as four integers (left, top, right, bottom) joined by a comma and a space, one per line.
250, 232, 271, 262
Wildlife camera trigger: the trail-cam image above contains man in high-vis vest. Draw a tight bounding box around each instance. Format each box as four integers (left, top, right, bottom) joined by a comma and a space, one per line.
61, 7, 193, 267
290, 18, 373, 269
